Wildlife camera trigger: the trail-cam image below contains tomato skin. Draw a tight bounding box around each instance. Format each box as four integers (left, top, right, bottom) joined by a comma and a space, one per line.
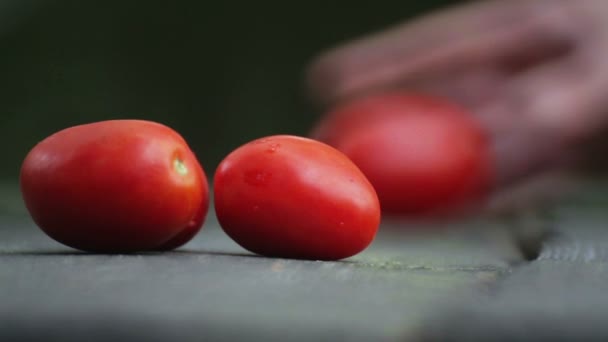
313, 92, 492, 216
20, 120, 209, 252
152, 162, 209, 251
213, 135, 380, 261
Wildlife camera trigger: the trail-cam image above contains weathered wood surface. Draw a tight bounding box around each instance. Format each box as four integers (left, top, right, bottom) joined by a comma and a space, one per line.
419, 188, 608, 341
2, 183, 607, 341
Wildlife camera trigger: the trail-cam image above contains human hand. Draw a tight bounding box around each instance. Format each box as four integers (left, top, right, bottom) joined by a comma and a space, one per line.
307, 0, 608, 212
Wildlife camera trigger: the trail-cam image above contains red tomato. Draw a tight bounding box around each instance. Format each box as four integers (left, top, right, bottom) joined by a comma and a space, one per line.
214, 135, 380, 260
153, 161, 209, 251
313, 92, 492, 216
20, 120, 209, 252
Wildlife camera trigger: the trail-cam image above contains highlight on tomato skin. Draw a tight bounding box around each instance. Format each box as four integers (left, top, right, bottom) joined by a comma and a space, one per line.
213, 134, 381, 261
19, 119, 210, 253
312, 91, 493, 217
153, 158, 210, 251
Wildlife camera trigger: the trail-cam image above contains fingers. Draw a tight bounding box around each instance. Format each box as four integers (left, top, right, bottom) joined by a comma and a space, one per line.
307, 0, 581, 106
397, 67, 508, 109
480, 42, 608, 188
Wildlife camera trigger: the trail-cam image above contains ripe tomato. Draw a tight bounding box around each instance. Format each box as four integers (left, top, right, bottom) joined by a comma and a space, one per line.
153, 161, 209, 251
313, 92, 492, 216
213, 135, 380, 260
20, 120, 209, 252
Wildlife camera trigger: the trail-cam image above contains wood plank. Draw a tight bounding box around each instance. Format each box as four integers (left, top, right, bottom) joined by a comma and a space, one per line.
417, 183, 608, 341
0, 212, 515, 341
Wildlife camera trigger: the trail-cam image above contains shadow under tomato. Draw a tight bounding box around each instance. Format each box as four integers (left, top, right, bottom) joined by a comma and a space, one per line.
0, 249, 260, 258
171, 249, 360, 263
0, 250, 91, 256
0, 249, 362, 264
168, 249, 260, 258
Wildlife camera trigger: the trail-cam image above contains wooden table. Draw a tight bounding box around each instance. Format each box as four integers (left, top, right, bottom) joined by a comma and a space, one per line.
2, 182, 607, 341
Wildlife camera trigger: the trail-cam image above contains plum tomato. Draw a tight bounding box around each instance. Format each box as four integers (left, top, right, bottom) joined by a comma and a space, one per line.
20, 119, 209, 252
313, 92, 492, 216
213, 135, 380, 261
153, 160, 209, 251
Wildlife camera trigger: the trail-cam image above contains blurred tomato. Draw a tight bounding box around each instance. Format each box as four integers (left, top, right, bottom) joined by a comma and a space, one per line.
313, 92, 492, 216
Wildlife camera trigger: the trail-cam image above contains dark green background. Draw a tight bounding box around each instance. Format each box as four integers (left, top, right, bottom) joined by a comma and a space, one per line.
0, 0, 456, 181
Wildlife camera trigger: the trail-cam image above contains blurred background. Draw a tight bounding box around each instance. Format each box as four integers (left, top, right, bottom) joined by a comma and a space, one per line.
0, 0, 457, 182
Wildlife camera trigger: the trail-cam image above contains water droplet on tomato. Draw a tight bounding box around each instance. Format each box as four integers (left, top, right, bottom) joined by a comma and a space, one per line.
244, 170, 272, 186
266, 143, 280, 153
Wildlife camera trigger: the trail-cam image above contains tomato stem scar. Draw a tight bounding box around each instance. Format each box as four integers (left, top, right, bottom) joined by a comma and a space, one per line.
173, 157, 188, 176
